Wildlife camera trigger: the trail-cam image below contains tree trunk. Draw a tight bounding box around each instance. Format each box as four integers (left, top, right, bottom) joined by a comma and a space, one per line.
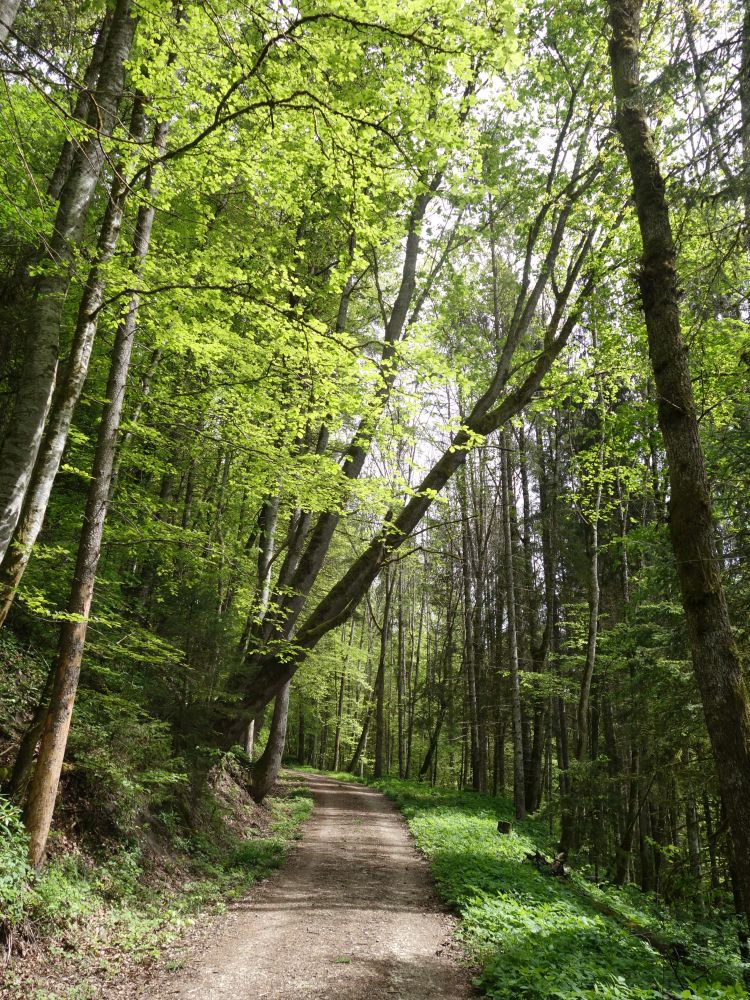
560, 480, 602, 854
459, 484, 482, 791
0, 101, 149, 626
686, 792, 702, 884
741, 0, 750, 248
419, 706, 446, 779
405, 592, 423, 779
244, 719, 255, 758
332, 667, 346, 772
608, 0, 750, 931
374, 573, 394, 779
527, 708, 547, 813
638, 795, 655, 892
250, 680, 290, 803
257, 496, 280, 615
297, 708, 306, 765
0, 0, 135, 565
703, 792, 719, 893
614, 742, 639, 885
23, 282, 139, 863
47, 12, 114, 203
22, 116, 165, 868
575, 486, 601, 765
396, 570, 406, 778
502, 433, 526, 820
237, 169, 599, 720
348, 708, 372, 775
556, 697, 570, 796
0, 0, 21, 44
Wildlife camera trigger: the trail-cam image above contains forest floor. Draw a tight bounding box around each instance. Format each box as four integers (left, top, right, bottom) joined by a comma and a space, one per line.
142, 771, 473, 1000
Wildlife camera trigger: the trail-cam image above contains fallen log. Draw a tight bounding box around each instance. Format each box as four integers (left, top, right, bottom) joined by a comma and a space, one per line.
571, 886, 688, 962
524, 849, 568, 878
522, 851, 686, 962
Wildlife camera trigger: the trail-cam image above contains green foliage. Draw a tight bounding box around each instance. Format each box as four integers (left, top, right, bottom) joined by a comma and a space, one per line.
1, 773, 312, 994
64, 686, 188, 836
0, 633, 48, 743
0, 796, 35, 931
1, 0, 749, 992
374, 779, 747, 1000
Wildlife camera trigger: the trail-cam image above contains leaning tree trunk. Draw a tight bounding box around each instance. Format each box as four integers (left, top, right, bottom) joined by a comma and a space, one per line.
419, 705, 446, 779
608, 0, 750, 930
23, 288, 140, 865
249, 680, 291, 803
0, 101, 149, 626
0, 0, 135, 566
23, 119, 165, 868
348, 708, 372, 774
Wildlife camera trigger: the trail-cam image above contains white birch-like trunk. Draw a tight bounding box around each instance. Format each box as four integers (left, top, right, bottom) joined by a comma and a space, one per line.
0, 0, 135, 564
0, 104, 148, 626
0, 0, 21, 44
23, 120, 166, 868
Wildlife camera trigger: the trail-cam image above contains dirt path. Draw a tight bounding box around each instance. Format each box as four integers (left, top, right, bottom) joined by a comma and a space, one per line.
154, 773, 473, 999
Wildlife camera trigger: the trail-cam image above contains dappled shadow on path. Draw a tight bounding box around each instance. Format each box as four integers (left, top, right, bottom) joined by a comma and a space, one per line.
162, 772, 474, 1000
207, 952, 478, 1000
232, 774, 444, 916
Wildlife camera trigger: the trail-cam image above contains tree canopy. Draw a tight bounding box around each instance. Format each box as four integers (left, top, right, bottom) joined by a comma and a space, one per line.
1, 0, 750, 987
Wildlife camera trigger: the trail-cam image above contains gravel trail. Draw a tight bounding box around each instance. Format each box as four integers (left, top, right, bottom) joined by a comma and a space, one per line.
156, 772, 474, 999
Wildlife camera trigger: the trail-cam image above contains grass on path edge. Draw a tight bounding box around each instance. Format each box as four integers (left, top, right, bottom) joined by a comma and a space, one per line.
1, 769, 313, 1000
298, 768, 748, 1000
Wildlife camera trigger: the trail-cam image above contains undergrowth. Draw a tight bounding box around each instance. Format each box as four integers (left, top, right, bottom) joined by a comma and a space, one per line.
0, 767, 312, 999
293, 763, 365, 784
369, 779, 748, 1000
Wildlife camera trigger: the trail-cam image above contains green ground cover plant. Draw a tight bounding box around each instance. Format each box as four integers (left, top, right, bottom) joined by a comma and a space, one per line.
370, 778, 748, 1000
0, 769, 312, 998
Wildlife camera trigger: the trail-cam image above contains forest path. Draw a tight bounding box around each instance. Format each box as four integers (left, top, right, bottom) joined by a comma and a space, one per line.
154, 772, 473, 999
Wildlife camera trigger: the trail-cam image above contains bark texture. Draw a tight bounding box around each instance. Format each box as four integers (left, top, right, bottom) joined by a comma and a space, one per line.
0, 0, 135, 565
608, 0, 750, 929
0, 0, 21, 44
249, 681, 291, 803
23, 119, 166, 867
741, 0, 750, 246
0, 102, 149, 625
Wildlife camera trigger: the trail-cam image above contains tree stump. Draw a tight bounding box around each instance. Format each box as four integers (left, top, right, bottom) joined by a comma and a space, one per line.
497, 820, 513, 834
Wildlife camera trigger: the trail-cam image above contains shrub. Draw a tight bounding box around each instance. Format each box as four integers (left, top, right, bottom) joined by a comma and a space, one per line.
0, 795, 35, 937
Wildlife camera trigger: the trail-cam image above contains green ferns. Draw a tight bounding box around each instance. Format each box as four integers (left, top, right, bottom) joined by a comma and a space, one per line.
374, 780, 747, 1000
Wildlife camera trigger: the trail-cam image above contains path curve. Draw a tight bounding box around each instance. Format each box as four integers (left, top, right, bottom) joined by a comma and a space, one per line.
158, 773, 473, 999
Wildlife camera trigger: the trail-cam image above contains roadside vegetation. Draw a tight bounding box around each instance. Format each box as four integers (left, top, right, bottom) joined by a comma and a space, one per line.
0, 716, 311, 999
297, 770, 747, 1000
1, 0, 749, 991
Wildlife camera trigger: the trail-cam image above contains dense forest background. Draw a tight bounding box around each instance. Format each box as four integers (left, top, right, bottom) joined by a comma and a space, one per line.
1, 0, 750, 988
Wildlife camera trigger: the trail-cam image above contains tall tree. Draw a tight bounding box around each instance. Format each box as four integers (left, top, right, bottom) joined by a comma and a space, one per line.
607, 0, 750, 928
23, 114, 168, 866
0, 0, 136, 563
